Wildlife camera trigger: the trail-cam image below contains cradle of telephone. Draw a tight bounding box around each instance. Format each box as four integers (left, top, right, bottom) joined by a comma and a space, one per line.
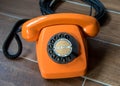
22, 13, 99, 79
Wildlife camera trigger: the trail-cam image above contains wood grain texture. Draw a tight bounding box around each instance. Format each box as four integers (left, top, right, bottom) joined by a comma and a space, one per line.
57, 2, 120, 44
86, 39, 120, 86
0, 51, 84, 86
0, 15, 108, 86
101, 0, 120, 11
85, 80, 102, 86
0, 14, 37, 60
0, 0, 40, 18
0, 52, 42, 86
0, 0, 119, 44
0, 0, 120, 86
70, 0, 120, 11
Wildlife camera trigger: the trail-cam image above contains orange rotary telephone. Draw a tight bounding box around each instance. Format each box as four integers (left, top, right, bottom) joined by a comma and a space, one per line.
3, 0, 106, 79
22, 13, 99, 79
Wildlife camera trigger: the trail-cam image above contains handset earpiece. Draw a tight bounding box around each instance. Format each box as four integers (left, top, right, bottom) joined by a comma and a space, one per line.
22, 13, 99, 42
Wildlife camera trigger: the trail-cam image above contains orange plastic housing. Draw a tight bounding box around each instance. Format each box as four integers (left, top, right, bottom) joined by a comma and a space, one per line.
21, 13, 99, 79
22, 13, 99, 42
36, 25, 87, 79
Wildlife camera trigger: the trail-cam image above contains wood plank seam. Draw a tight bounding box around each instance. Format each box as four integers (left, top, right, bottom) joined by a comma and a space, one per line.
1, 1, 120, 16
0, 10, 119, 86
81, 76, 112, 86
0, 12, 22, 19
90, 38, 120, 47
64, 0, 120, 15
0, 12, 120, 47
82, 78, 86, 86
0, 1, 119, 86
0, 50, 112, 86
0, 48, 38, 63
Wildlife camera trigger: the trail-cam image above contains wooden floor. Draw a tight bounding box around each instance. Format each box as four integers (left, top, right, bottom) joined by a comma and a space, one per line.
0, 0, 120, 86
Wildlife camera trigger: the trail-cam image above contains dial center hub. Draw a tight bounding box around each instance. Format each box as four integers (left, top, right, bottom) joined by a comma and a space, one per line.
53, 38, 72, 57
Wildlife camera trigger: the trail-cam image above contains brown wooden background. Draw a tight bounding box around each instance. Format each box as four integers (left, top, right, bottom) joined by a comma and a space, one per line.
0, 0, 120, 86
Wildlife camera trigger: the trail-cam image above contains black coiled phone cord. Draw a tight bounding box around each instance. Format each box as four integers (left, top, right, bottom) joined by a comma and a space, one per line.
2, 19, 28, 59
39, 0, 107, 24
2, 0, 106, 59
